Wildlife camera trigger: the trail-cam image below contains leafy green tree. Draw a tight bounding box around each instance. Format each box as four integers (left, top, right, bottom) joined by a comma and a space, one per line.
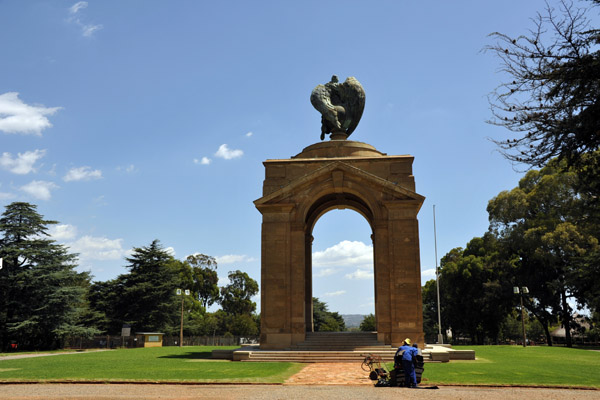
488, 160, 599, 347
185, 254, 220, 309
438, 235, 513, 344
0, 202, 97, 350
219, 270, 259, 315
359, 313, 376, 332
422, 280, 441, 343
312, 297, 346, 332
486, 0, 600, 167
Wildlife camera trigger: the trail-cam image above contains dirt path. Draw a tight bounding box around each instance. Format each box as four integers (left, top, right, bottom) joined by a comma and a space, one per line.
0, 350, 110, 362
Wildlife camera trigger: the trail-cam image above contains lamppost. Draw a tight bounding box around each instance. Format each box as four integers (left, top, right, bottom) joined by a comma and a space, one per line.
176, 289, 190, 348
513, 286, 529, 347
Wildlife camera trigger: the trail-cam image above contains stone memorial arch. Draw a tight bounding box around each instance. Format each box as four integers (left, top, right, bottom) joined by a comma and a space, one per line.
254, 76, 425, 350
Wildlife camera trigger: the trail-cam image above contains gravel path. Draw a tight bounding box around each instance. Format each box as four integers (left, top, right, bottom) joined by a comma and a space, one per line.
0, 384, 598, 399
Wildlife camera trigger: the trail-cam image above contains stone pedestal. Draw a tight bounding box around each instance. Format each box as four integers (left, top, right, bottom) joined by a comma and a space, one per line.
254, 140, 425, 349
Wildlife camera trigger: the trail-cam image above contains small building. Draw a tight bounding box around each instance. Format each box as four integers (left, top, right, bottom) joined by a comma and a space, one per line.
135, 332, 164, 347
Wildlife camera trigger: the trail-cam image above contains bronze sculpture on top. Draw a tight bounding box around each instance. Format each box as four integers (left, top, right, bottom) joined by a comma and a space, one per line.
310, 75, 366, 140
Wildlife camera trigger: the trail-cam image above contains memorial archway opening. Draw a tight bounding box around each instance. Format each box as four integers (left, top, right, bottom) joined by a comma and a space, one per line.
310, 208, 375, 332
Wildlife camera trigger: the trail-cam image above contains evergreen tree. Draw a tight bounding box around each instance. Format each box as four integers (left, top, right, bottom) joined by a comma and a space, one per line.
312, 297, 346, 332
359, 313, 376, 332
0, 202, 95, 350
117, 240, 180, 332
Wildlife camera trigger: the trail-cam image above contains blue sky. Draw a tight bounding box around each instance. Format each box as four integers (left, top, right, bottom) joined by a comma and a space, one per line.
2, 1, 596, 315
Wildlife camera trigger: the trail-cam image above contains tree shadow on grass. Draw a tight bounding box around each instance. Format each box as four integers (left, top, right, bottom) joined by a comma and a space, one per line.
159, 351, 214, 360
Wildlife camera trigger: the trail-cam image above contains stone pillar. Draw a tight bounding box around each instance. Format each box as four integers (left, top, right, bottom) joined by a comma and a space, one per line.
257, 204, 295, 349
386, 202, 424, 347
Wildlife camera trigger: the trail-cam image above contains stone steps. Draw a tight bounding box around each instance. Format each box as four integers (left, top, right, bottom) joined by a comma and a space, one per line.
212, 332, 476, 363
234, 349, 398, 362
237, 332, 401, 362
288, 332, 386, 351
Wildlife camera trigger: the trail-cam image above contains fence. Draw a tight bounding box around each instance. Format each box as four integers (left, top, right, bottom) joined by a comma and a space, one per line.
64, 335, 259, 349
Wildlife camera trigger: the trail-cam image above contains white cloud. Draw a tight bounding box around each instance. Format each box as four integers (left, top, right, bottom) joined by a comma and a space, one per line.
67, 2, 103, 37
315, 268, 340, 277
117, 164, 137, 173
0, 191, 15, 200
245, 131, 253, 137
323, 290, 346, 297
93, 195, 108, 206
165, 247, 176, 257
0, 92, 61, 135
359, 300, 375, 309
194, 157, 211, 165
67, 235, 128, 261
421, 268, 436, 278
20, 180, 59, 200
312, 240, 373, 269
63, 166, 102, 182
215, 144, 243, 160
217, 254, 255, 264
69, 1, 87, 14
345, 269, 374, 280
49, 224, 78, 241
0, 149, 46, 174
82, 24, 103, 37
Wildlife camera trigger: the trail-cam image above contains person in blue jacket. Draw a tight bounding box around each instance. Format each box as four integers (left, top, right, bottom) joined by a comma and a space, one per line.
395, 338, 419, 387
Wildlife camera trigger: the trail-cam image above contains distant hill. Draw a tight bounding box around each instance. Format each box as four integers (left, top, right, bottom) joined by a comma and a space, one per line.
342, 314, 366, 328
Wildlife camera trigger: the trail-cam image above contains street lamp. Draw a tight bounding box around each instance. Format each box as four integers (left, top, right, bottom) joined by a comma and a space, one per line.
176, 289, 190, 348
513, 286, 529, 347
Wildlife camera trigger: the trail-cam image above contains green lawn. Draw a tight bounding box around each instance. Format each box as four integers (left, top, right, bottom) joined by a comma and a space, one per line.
417, 345, 600, 388
2, 345, 599, 387
0, 346, 304, 383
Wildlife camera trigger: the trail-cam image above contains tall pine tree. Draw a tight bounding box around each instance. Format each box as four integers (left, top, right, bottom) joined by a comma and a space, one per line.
116, 240, 180, 332
0, 202, 94, 350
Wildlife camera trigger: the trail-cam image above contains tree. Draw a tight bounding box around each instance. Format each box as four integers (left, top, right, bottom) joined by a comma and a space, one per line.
213, 310, 259, 336
185, 254, 220, 309
359, 313, 376, 332
487, 160, 599, 347
116, 240, 181, 332
438, 235, 513, 344
422, 280, 441, 343
486, 0, 600, 167
312, 297, 346, 332
86, 279, 122, 334
0, 202, 96, 350
219, 270, 259, 315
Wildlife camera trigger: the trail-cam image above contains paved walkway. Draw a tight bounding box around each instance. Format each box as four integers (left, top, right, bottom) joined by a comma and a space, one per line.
285, 362, 373, 385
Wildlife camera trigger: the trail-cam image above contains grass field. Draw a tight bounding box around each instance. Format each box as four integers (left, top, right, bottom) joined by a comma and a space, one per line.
418, 345, 600, 388
0, 346, 304, 383
1, 345, 599, 387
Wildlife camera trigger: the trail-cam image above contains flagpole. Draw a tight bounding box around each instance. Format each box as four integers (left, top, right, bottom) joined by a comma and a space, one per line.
433, 205, 443, 344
